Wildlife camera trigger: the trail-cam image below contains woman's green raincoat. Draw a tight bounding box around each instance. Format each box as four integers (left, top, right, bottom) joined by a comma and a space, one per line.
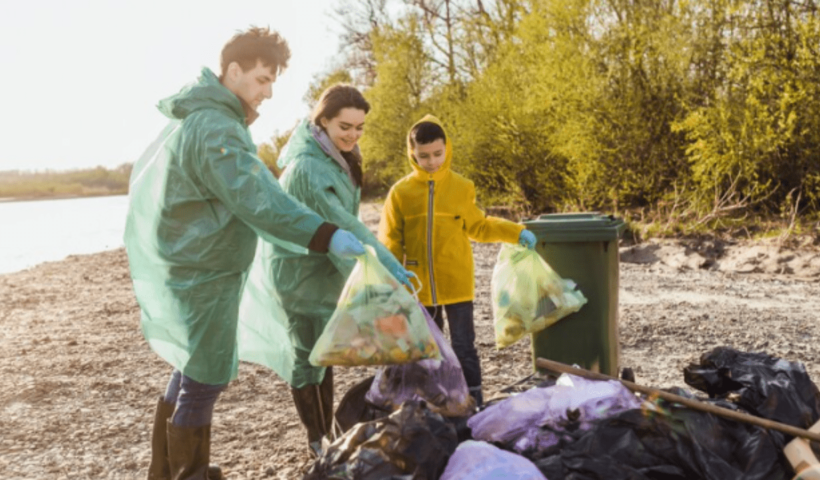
238, 120, 402, 388
125, 68, 332, 385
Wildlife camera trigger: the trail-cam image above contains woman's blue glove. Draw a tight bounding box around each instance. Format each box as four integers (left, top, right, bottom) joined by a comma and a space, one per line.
328, 229, 365, 258
378, 251, 418, 289
519, 229, 537, 249
387, 263, 418, 290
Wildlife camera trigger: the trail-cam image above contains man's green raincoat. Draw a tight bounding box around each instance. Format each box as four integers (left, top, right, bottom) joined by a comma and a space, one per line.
238, 120, 403, 388
125, 68, 335, 385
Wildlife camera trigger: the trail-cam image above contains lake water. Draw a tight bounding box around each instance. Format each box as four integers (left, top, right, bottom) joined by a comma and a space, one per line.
0, 195, 129, 275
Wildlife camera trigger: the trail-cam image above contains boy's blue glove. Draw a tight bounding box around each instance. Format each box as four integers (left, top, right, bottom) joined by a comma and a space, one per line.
328, 230, 365, 258
519, 229, 536, 249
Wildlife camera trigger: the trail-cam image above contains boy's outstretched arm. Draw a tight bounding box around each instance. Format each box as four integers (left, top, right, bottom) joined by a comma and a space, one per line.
377, 187, 405, 263
463, 182, 524, 244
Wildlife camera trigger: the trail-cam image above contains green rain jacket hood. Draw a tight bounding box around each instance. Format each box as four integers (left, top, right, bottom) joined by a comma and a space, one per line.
125, 68, 330, 385
239, 119, 405, 388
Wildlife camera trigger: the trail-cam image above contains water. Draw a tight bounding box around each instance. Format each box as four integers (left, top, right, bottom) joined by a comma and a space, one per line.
0, 195, 129, 275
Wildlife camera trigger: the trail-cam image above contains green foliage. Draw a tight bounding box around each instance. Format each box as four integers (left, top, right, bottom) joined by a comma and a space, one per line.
358, 17, 433, 194
304, 69, 354, 107
321, 0, 820, 227
0, 165, 132, 199
257, 128, 294, 178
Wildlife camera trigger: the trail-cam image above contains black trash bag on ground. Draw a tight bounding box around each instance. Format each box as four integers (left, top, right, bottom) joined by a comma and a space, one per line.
334, 376, 390, 434
529, 397, 790, 480
305, 400, 458, 480
684, 346, 820, 430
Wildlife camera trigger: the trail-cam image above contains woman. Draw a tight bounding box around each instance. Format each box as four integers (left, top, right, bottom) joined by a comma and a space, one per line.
238, 84, 414, 455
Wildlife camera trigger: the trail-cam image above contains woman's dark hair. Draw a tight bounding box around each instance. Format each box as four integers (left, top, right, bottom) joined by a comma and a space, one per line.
311, 84, 370, 127
409, 121, 447, 147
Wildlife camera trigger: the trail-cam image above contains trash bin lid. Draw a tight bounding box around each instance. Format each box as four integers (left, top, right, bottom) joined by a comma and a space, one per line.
523, 212, 625, 243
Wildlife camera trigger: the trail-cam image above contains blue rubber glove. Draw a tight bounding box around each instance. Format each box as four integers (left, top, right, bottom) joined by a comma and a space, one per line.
519, 229, 536, 249
328, 229, 365, 258
377, 254, 414, 289
388, 263, 418, 290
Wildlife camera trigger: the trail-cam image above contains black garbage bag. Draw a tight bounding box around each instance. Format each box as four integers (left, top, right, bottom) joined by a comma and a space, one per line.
334, 376, 390, 434
530, 401, 790, 480
305, 400, 458, 480
684, 346, 820, 430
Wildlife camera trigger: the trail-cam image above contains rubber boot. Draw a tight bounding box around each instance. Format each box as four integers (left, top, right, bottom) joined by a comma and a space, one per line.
147, 397, 175, 480
166, 422, 223, 480
290, 368, 334, 456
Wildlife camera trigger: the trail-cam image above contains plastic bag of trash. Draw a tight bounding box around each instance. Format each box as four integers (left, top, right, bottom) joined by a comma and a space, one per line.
491, 244, 587, 349
468, 374, 642, 452
440, 440, 547, 480
309, 246, 440, 367
365, 306, 475, 417
304, 400, 458, 480
684, 346, 820, 429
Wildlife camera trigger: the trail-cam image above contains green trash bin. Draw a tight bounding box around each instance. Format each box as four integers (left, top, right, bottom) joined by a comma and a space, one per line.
522, 213, 626, 377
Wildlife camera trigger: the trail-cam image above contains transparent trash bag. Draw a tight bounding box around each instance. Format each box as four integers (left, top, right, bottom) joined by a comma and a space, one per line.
309, 245, 441, 367
491, 244, 588, 349
365, 305, 475, 417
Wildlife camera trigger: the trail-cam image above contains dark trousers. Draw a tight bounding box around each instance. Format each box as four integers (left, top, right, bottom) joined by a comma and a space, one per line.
425, 301, 482, 390
163, 369, 227, 427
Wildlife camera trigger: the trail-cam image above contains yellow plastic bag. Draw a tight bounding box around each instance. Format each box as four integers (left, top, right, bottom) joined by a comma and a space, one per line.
491, 244, 587, 349
309, 246, 441, 366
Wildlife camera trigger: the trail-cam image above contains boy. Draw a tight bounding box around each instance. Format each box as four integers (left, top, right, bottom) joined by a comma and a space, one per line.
378, 115, 536, 406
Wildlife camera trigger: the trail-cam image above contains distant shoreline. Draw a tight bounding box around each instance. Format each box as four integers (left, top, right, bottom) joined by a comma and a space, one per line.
0, 191, 127, 204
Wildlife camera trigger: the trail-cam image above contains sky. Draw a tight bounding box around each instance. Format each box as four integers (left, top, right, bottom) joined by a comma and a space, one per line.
0, 0, 345, 172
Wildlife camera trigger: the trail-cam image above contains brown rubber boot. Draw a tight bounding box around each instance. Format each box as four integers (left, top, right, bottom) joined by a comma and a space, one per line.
290, 368, 334, 456
319, 367, 334, 438
147, 397, 175, 480
166, 422, 223, 480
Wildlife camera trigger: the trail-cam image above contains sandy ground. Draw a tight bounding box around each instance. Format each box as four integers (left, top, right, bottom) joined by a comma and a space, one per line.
1, 203, 819, 480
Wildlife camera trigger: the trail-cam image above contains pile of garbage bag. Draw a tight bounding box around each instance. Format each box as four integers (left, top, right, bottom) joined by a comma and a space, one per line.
309, 347, 820, 480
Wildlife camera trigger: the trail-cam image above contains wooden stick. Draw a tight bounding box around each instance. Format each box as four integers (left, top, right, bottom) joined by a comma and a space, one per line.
535, 357, 820, 443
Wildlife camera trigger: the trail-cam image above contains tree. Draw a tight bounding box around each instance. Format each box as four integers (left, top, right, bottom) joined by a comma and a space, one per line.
358, 17, 433, 194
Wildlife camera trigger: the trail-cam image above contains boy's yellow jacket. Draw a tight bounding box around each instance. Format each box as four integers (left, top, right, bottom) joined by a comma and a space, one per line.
378, 115, 524, 306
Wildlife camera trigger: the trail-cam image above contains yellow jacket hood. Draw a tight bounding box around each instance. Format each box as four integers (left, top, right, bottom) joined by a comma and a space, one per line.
407, 114, 453, 183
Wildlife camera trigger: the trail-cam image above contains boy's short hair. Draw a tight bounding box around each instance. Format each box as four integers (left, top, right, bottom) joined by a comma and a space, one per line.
409, 121, 446, 147
220, 26, 290, 77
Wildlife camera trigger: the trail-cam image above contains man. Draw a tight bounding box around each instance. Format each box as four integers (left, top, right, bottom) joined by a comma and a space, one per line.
125, 27, 365, 479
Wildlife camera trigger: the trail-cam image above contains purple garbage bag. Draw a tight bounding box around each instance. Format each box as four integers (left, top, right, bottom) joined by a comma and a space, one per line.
440, 440, 547, 480
365, 303, 475, 416
468, 374, 643, 452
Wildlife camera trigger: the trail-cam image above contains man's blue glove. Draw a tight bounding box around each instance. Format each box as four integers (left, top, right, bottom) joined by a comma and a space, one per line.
328, 229, 365, 258
519, 229, 537, 249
